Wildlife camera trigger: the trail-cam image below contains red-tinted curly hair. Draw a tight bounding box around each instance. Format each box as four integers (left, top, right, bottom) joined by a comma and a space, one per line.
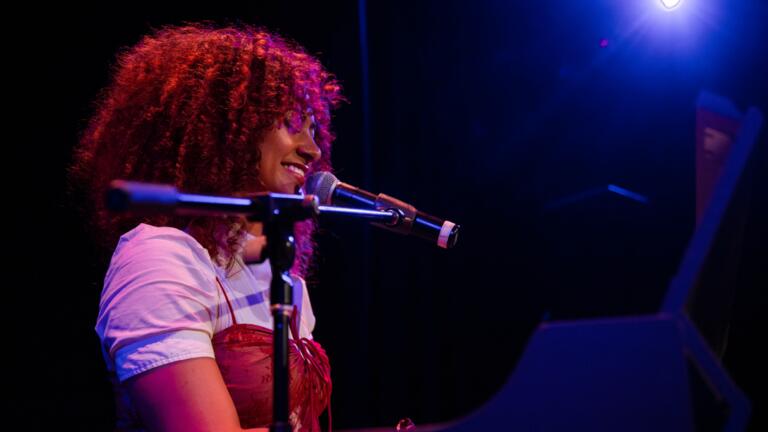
70, 24, 343, 276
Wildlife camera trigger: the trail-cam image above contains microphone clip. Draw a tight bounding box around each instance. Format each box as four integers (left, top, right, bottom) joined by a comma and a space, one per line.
374, 193, 416, 231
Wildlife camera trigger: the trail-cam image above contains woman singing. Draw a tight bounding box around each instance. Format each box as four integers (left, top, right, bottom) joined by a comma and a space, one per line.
70, 23, 343, 432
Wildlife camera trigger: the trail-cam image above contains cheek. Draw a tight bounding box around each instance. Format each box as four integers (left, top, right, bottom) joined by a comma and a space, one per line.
256, 141, 276, 173
259, 129, 292, 160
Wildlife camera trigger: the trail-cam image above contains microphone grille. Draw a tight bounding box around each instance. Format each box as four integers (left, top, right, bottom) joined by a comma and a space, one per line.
305, 171, 339, 205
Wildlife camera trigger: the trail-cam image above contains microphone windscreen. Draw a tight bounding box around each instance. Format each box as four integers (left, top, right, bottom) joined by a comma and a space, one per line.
305, 172, 339, 205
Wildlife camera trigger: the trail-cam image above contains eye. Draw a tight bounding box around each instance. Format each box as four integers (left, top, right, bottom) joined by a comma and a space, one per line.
280, 110, 300, 131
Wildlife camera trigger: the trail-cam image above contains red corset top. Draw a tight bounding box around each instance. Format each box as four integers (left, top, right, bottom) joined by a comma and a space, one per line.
212, 278, 332, 431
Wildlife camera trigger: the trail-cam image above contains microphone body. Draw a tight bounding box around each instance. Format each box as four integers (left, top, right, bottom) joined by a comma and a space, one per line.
306, 172, 460, 249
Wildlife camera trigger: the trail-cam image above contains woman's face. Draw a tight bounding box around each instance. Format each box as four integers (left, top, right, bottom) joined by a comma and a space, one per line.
257, 114, 321, 194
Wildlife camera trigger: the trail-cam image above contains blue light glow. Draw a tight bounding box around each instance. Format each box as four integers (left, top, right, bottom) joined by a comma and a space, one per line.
660, 0, 683, 11
607, 184, 650, 204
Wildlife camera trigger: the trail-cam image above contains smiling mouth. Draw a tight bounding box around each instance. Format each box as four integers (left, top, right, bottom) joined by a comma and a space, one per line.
281, 163, 309, 191
282, 163, 306, 177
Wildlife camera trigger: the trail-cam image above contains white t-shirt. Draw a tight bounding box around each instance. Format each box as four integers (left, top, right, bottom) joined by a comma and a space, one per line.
95, 223, 316, 383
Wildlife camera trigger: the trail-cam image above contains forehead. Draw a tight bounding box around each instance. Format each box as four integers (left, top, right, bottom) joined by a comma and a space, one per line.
294, 90, 331, 117
285, 105, 316, 121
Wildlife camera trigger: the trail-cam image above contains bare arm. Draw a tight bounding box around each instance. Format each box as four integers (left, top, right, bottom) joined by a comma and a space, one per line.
125, 357, 268, 432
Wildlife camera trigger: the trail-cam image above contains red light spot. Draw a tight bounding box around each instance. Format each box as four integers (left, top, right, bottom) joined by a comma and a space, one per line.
599, 38, 609, 48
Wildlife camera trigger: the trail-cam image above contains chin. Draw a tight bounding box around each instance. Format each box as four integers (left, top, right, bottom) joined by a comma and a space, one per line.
275, 184, 300, 194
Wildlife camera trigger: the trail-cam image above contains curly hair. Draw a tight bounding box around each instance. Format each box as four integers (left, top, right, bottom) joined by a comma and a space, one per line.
69, 23, 343, 276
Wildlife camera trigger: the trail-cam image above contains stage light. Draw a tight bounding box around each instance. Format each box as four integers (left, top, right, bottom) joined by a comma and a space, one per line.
660, 0, 683, 10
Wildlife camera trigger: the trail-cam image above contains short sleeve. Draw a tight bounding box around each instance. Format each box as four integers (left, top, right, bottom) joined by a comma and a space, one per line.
95, 224, 221, 382
292, 275, 317, 339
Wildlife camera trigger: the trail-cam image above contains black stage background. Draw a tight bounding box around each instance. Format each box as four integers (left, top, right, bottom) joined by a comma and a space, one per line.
10, 1, 767, 429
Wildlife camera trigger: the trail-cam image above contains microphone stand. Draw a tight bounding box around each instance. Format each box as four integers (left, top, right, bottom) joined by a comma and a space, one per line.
106, 180, 398, 431
262, 205, 396, 432
261, 214, 300, 432
106, 181, 317, 431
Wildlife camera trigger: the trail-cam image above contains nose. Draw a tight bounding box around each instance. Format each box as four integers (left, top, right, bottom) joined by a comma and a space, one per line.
296, 131, 321, 165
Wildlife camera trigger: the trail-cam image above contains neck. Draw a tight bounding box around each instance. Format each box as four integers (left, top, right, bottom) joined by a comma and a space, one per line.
247, 222, 263, 237
243, 222, 266, 264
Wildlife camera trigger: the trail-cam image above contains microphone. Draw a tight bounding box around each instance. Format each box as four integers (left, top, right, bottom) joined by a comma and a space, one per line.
305, 172, 460, 249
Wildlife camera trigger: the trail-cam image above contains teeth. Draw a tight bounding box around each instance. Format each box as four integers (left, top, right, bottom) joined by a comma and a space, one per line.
283, 164, 305, 176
